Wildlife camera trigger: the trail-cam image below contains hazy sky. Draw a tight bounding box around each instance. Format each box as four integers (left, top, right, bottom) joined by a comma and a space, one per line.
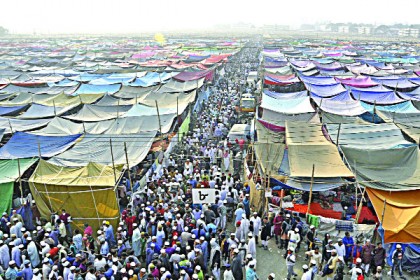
1, 0, 419, 34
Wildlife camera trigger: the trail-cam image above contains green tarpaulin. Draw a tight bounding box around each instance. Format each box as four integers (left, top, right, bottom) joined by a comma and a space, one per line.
0, 158, 38, 213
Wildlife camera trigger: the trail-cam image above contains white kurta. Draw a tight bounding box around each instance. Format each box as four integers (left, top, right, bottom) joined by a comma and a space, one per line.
0, 244, 10, 270
27, 241, 40, 267
247, 237, 256, 259
132, 228, 141, 256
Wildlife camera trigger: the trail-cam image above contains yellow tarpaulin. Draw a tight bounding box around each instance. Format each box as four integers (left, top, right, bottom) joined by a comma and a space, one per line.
29, 160, 123, 231
366, 188, 420, 243
286, 121, 353, 178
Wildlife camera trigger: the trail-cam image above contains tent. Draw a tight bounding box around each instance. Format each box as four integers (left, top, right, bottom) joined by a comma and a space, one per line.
307, 83, 347, 97
0, 132, 82, 159
74, 84, 121, 95
129, 72, 177, 87
0, 117, 52, 134
17, 103, 78, 119
261, 93, 314, 114
156, 79, 204, 93
64, 104, 132, 122
286, 121, 353, 177
29, 160, 123, 231
48, 131, 157, 167
0, 158, 37, 214
366, 188, 420, 243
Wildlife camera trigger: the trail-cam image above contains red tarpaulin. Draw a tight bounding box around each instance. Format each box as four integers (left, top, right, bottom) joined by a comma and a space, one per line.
173, 69, 214, 82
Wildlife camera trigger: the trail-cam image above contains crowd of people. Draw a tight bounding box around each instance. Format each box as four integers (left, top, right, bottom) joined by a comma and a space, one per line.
0, 41, 409, 280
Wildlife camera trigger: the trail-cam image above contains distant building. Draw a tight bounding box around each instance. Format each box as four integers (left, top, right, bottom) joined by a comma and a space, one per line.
261, 24, 290, 32
338, 25, 350, 33
397, 28, 419, 38
357, 26, 371, 35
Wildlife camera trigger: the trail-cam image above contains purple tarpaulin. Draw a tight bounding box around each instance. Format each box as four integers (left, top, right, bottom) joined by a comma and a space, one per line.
314, 62, 343, 71
336, 76, 378, 88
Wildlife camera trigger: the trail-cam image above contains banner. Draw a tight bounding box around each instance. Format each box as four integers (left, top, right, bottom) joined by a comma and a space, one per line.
192, 188, 216, 204
178, 112, 191, 141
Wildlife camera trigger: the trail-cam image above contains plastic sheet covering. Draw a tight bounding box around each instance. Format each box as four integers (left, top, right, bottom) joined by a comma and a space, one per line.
0, 105, 28, 116
0, 117, 51, 134
351, 86, 406, 105
156, 78, 204, 93
336, 76, 378, 88
113, 85, 159, 99
130, 72, 177, 87
261, 93, 314, 114
321, 112, 369, 125
263, 90, 308, 100
17, 103, 78, 119
29, 159, 123, 232
48, 131, 156, 167
372, 78, 418, 89
307, 83, 347, 97
74, 84, 121, 95
64, 104, 132, 122
299, 75, 337, 85
0, 132, 81, 159
94, 95, 136, 106
367, 188, 420, 243
123, 103, 176, 117
0, 84, 78, 95
341, 145, 420, 190
0, 158, 37, 213
286, 121, 353, 178
327, 123, 413, 149
140, 90, 196, 111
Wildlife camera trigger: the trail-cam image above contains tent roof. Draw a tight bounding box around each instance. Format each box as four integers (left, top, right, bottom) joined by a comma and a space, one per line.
48, 131, 156, 167
29, 159, 123, 187
366, 188, 420, 243
64, 104, 132, 122
0, 132, 81, 159
286, 121, 353, 178
0, 158, 37, 184
261, 93, 314, 114
156, 78, 204, 93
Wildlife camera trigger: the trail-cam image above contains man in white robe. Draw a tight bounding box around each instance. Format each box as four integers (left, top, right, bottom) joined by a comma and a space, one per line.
132, 224, 141, 257
27, 237, 40, 268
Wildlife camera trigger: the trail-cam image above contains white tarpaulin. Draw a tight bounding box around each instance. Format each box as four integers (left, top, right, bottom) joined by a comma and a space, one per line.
48, 131, 157, 167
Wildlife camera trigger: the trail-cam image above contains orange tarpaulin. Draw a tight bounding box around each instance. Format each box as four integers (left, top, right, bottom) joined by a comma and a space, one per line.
366, 188, 420, 243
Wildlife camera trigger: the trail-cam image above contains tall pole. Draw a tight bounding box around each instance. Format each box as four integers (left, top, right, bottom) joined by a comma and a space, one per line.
373, 100, 376, 123
355, 187, 366, 223
307, 164, 315, 215
176, 96, 179, 126
336, 123, 341, 146
155, 100, 162, 136
17, 158, 23, 198
109, 139, 117, 185
380, 199, 387, 226
7, 119, 13, 134
124, 142, 133, 192
53, 100, 57, 117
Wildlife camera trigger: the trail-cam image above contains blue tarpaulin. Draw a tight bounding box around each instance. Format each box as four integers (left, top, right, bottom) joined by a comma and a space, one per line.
307, 83, 347, 97
74, 84, 121, 95
130, 72, 177, 87
0, 105, 28, 116
351, 86, 406, 105
385, 242, 420, 272
0, 132, 82, 159
300, 75, 337, 85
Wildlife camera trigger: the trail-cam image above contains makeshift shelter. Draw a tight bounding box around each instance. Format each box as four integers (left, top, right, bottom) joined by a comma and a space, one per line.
156, 79, 204, 93
0, 158, 37, 214
29, 160, 123, 231
0, 132, 82, 159
285, 121, 353, 177
48, 131, 157, 167
366, 188, 420, 243
64, 104, 132, 122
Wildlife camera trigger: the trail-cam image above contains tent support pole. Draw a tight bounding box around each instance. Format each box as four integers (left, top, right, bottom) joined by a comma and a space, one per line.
155, 100, 162, 136
17, 158, 23, 199
355, 187, 366, 223
53, 100, 57, 117
176, 97, 179, 126
8, 119, 13, 134
373, 100, 376, 123
109, 139, 117, 185
336, 123, 341, 146
124, 142, 133, 192
306, 164, 315, 215
37, 140, 41, 158
380, 199, 386, 226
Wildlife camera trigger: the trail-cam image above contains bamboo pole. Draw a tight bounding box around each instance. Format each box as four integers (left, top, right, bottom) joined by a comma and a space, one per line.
17, 158, 23, 198
380, 199, 387, 225
155, 100, 162, 136
355, 188, 366, 223
109, 139, 117, 184
336, 123, 341, 146
124, 142, 133, 192
53, 100, 57, 117
176, 96, 179, 126
306, 164, 315, 215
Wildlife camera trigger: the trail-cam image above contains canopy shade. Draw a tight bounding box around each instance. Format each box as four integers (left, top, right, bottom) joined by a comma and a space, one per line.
0, 132, 82, 159
366, 188, 420, 243
29, 160, 123, 231
286, 121, 353, 178
48, 131, 157, 167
